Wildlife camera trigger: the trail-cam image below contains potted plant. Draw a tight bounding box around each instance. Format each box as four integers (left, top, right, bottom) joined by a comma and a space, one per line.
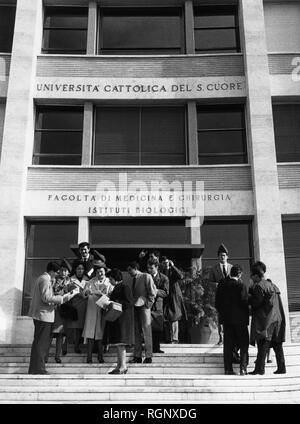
179, 267, 219, 344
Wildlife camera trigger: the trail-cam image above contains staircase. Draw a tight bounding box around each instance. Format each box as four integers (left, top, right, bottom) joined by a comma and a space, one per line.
0, 343, 300, 403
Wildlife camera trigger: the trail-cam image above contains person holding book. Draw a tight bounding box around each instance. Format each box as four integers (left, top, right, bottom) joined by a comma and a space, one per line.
106, 269, 134, 375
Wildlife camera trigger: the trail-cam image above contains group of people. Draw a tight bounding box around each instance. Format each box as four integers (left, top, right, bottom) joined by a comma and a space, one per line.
214, 245, 286, 376
28, 242, 186, 375
28, 240, 287, 377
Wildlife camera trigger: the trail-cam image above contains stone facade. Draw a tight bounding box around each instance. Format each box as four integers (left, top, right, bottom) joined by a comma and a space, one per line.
0, 0, 299, 343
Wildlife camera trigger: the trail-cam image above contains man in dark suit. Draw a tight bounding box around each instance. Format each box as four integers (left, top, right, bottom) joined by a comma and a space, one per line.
28, 262, 79, 375
209, 243, 233, 345
127, 261, 157, 364
147, 259, 169, 354
215, 264, 249, 375
248, 261, 286, 375
72, 241, 106, 278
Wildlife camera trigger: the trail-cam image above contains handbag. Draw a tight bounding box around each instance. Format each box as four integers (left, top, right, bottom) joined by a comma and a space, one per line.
104, 302, 123, 322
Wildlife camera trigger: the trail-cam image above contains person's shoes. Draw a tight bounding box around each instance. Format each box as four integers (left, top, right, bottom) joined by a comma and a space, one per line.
274, 369, 286, 374
108, 368, 120, 374
129, 357, 142, 364
267, 359, 273, 363
225, 370, 236, 375
217, 340, 223, 345
240, 369, 247, 376
30, 370, 48, 375
108, 368, 128, 375
249, 370, 264, 375
55, 357, 62, 364
153, 349, 164, 353
98, 357, 105, 364
86, 358, 93, 364
143, 358, 152, 364
172, 341, 179, 344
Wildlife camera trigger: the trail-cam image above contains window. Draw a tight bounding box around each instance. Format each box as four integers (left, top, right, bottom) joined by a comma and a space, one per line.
99, 8, 183, 55
201, 220, 253, 285
42, 7, 88, 54
90, 218, 190, 270
22, 220, 78, 315
273, 104, 300, 163
194, 6, 240, 53
0, 5, 16, 53
197, 105, 247, 165
33, 106, 83, 165
94, 106, 186, 165
283, 220, 300, 312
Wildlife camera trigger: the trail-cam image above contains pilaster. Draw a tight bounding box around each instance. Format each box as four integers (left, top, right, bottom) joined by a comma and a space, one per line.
240, 0, 290, 340
0, 0, 43, 343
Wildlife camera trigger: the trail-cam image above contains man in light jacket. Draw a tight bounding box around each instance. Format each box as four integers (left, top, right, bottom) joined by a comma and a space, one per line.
127, 261, 157, 364
28, 262, 79, 375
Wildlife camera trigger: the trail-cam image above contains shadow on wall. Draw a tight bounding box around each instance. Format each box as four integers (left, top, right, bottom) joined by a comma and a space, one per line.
0, 287, 23, 344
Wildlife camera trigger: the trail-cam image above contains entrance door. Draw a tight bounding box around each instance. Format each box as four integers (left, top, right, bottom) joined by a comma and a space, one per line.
89, 218, 193, 270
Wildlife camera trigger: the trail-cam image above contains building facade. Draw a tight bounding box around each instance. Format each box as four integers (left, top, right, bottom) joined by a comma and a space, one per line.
0, 0, 300, 343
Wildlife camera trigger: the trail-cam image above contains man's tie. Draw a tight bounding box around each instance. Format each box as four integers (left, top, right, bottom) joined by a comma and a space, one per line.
222, 265, 227, 278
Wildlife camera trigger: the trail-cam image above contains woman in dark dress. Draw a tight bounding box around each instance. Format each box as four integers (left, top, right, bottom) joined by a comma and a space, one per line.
68, 262, 88, 353
51, 260, 73, 363
106, 269, 134, 375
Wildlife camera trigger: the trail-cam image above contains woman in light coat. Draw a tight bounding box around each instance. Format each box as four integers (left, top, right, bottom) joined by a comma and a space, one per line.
82, 261, 113, 363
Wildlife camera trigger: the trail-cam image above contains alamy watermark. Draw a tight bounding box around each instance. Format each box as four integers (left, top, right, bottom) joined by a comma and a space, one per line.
94, 173, 205, 228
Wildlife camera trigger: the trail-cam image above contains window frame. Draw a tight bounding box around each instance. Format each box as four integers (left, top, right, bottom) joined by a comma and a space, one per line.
98, 6, 185, 55
22, 219, 78, 316
33, 105, 84, 166
282, 218, 300, 312
42, 6, 88, 54
194, 5, 240, 54
93, 104, 188, 166
197, 103, 248, 165
273, 103, 300, 163
0, 4, 16, 53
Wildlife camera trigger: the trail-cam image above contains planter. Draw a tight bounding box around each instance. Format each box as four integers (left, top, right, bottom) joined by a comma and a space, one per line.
189, 322, 202, 344
200, 320, 219, 344
189, 319, 219, 344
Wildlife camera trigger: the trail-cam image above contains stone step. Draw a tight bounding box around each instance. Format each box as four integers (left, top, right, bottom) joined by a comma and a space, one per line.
0, 344, 299, 404
1, 383, 300, 394
1, 354, 300, 366
0, 385, 299, 403
1, 348, 298, 357
1, 343, 299, 354
1, 373, 300, 387
1, 363, 300, 375
1, 374, 299, 403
